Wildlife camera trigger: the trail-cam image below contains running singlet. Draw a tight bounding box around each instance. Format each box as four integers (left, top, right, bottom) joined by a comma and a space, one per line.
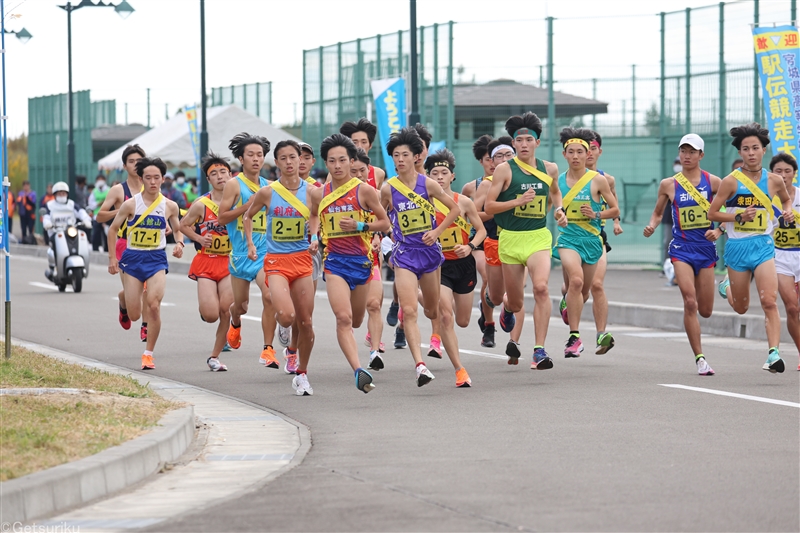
267, 180, 309, 254
558, 171, 603, 239
493, 158, 550, 232
435, 192, 469, 260
389, 174, 437, 246
127, 193, 167, 251
320, 180, 371, 257
226, 175, 268, 253
367, 165, 378, 189
724, 169, 776, 239
481, 175, 499, 240
774, 187, 800, 251
194, 193, 230, 255
116, 181, 140, 239
672, 171, 714, 243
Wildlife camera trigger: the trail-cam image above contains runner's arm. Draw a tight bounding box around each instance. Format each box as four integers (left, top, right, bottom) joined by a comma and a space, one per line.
374, 167, 386, 189
460, 180, 475, 198
166, 200, 184, 258
216, 179, 246, 226
707, 176, 739, 223
308, 187, 322, 253
473, 179, 495, 222
547, 172, 567, 227
107, 198, 134, 272
95, 184, 123, 223
242, 187, 270, 259
462, 196, 486, 247
426, 178, 460, 239
359, 186, 390, 233
594, 175, 620, 220
179, 201, 207, 247
769, 171, 794, 223
643, 179, 672, 236
484, 163, 525, 215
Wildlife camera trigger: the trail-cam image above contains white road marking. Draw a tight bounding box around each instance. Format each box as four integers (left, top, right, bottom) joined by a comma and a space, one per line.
422, 343, 506, 360
29, 281, 72, 292
625, 332, 689, 338
660, 384, 800, 409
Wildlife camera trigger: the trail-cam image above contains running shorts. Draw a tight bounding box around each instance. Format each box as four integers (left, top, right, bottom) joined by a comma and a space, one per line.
669, 239, 717, 276
724, 234, 775, 273
264, 251, 313, 286
483, 237, 502, 267
441, 255, 478, 294
775, 249, 800, 282
189, 253, 230, 282
600, 229, 611, 253
119, 248, 169, 283
229, 252, 264, 282
498, 228, 552, 266
116, 237, 127, 262
312, 246, 323, 282
324, 252, 373, 290
553, 234, 604, 265
390, 242, 444, 279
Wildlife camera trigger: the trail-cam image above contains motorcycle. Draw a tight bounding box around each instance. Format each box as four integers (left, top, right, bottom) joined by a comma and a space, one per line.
41, 207, 91, 293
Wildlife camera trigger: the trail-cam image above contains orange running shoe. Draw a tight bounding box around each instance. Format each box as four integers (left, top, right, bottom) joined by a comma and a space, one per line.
226, 321, 241, 350
455, 367, 471, 388
141, 354, 155, 370
261, 345, 278, 369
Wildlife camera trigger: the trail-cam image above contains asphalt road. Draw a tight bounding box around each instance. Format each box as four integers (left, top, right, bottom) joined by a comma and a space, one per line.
5, 254, 799, 532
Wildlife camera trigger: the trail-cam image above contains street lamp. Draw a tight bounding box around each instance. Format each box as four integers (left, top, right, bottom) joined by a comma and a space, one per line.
58, 0, 135, 197
3, 27, 32, 44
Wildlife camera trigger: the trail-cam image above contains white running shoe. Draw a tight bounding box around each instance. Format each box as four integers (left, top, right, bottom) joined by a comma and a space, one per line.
278, 325, 291, 347
416, 364, 435, 387
696, 357, 715, 376
292, 373, 313, 396
207, 357, 227, 372
368, 350, 384, 371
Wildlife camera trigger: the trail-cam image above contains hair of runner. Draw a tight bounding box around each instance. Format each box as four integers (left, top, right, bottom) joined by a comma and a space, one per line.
356, 148, 371, 166
320, 133, 358, 161
135, 157, 167, 177
505, 111, 543, 138
121, 144, 146, 164
424, 148, 456, 173
559, 127, 595, 149
769, 152, 798, 172
729, 122, 770, 149
340, 118, 377, 144
387, 127, 425, 156
412, 122, 432, 148
472, 134, 493, 160
273, 139, 302, 158
229, 132, 271, 159
201, 151, 231, 174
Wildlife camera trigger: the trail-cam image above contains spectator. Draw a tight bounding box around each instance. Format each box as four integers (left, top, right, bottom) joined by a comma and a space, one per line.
161, 173, 187, 209
39, 184, 55, 245
74, 175, 89, 210
89, 175, 110, 251
3, 191, 14, 236
15, 180, 37, 244
731, 158, 743, 172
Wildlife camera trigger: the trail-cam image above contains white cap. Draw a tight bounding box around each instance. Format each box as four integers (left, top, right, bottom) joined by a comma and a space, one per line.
679, 133, 704, 151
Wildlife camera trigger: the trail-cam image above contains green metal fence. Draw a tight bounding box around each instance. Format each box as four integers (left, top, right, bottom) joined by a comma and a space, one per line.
211, 82, 273, 123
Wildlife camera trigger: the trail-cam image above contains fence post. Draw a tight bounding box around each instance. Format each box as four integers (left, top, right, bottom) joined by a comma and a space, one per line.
398, 30, 403, 76
685, 7, 691, 132
447, 21, 454, 150
419, 27, 425, 125
433, 23, 439, 139
302, 50, 307, 143
319, 46, 324, 150
376, 33, 382, 78
592, 78, 597, 130
547, 16, 555, 163
632, 65, 637, 137
753, 0, 760, 123
719, 2, 726, 177
268, 82, 273, 125
659, 12, 667, 259
337, 42, 343, 126
792, 0, 797, 23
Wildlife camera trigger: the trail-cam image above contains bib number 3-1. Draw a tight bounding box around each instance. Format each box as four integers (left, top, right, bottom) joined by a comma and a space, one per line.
399, 207, 432, 235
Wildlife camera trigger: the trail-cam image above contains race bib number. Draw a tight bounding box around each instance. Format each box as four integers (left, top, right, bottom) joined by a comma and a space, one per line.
207, 234, 231, 254
678, 205, 710, 230
271, 217, 305, 242
514, 195, 546, 219
237, 210, 266, 233
323, 211, 363, 239
129, 228, 160, 249
438, 226, 462, 252
774, 227, 800, 248
566, 200, 590, 223
398, 207, 432, 235
734, 209, 767, 233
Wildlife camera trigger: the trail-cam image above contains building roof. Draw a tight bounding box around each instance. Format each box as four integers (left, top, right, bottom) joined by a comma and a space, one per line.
91, 124, 150, 143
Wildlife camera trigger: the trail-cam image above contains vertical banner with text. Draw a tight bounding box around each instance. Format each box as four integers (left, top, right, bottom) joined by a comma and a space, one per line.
184, 105, 201, 170
753, 25, 800, 183
371, 78, 407, 178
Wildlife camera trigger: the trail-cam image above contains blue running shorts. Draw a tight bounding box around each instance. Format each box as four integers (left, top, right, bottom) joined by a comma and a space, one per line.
229, 252, 264, 282
724, 234, 775, 273
323, 252, 373, 290
119, 248, 169, 283
669, 239, 718, 276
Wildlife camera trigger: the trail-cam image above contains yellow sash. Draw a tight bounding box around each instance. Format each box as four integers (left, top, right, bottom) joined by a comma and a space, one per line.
128, 194, 163, 232
387, 177, 436, 219
319, 178, 361, 215
117, 184, 146, 237
732, 170, 773, 220
433, 197, 472, 235
562, 170, 598, 208
512, 157, 553, 188
238, 175, 261, 194
271, 181, 310, 220
674, 172, 711, 211
198, 195, 219, 216
305, 177, 316, 185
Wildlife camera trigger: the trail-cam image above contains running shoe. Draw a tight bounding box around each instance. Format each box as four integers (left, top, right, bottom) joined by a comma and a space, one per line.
595, 332, 615, 355
355, 368, 376, 394
119, 309, 131, 330
141, 353, 155, 370
226, 321, 242, 350
481, 323, 496, 348
222, 342, 232, 353
394, 327, 407, 349
386, 301, 399, 326
283, 347, 298, 375
455, 367, 471, 388
531, 347, 554, 370
292, 373, 313, 396
478, 306, 486, 334
499, 306, 516, 333
364, 333, 386, 352
506, 340, 521, 365
559, 296, 569, 325
564, 335, 584, 358
140, 324, 148, 343
696, 357, 714, 376
416, 364, 435, 387
369, 350, 384, 371
261, 345, 279, 369
762, 349, 785, 374
278, 325, 291, 347
484, 290, 496, 309
718, 275, 730, 299
207, 357, 228, 372
427, 335, 442, 359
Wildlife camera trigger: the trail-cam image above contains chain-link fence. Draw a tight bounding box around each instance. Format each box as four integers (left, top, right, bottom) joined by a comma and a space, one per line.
211, 82, 273, 123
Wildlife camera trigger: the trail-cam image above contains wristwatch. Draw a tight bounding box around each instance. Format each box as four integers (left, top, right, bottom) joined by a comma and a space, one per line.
594, 211, 601, 220
734, 213, 743, 224
467, 242, 476, 251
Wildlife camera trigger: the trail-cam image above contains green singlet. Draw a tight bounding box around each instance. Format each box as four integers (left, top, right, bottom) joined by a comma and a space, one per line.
494, 158, 550, 232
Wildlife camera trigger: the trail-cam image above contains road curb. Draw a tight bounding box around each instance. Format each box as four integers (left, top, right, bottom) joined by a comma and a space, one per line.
0, 404, 194, 524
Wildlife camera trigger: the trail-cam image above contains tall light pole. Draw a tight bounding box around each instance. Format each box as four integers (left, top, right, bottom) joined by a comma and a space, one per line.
58, 0, 134, 198
199, 0, 208, 195
408, 0, 420, 127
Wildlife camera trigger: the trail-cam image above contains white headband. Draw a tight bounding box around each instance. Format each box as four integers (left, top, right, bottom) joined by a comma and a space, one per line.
491, 144, 515, 158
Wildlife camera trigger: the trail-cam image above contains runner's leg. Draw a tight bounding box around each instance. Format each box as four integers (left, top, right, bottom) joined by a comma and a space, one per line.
256, 269, 277, 347
752, 259, 782, 349
366, 273, 384, 351
726, 268, 752, 314
142, 270, 166, 352
527, 250, 552, 347
289, 276, 315, 373
213, 277, 233, 358
326, 274, 364, 371
438, 285, 464, 371
777, 274, 800, 354
395, 267, 425, 364
673, 261, 705, 356
121, 274, 144, 322
591, 249, 609, 333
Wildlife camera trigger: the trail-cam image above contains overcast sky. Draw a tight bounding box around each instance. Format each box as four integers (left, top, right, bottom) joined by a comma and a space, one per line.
3, 0, 792, 138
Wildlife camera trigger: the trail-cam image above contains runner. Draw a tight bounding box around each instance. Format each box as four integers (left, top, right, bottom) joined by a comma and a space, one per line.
95, 145, 149, 340
180, 152, 234, 371
768, 153, 800, 370
708, 123, 795, 373
381, 127, 461, 387
584, 131, 623, 354
643, 134, 722, 375
243, 140, 321, 395
484, 112, 567, 369
107, 157, 184, 370
216, 132, 279, 369
427, 149, 486, 387
298, 142, 325, 294
319, 133, 390, 393
340, 118, 386, 189
462, 134, 495, 347
551, 128, 620, 358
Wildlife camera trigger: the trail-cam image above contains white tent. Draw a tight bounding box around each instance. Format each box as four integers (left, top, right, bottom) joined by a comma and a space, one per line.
97, 105, 301, 170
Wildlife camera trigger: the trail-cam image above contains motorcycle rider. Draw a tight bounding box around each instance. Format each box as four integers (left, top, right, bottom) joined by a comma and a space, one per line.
42, 181, 92, 281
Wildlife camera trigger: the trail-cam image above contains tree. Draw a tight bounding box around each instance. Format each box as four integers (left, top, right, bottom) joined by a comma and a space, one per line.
8, 134, 27, 193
